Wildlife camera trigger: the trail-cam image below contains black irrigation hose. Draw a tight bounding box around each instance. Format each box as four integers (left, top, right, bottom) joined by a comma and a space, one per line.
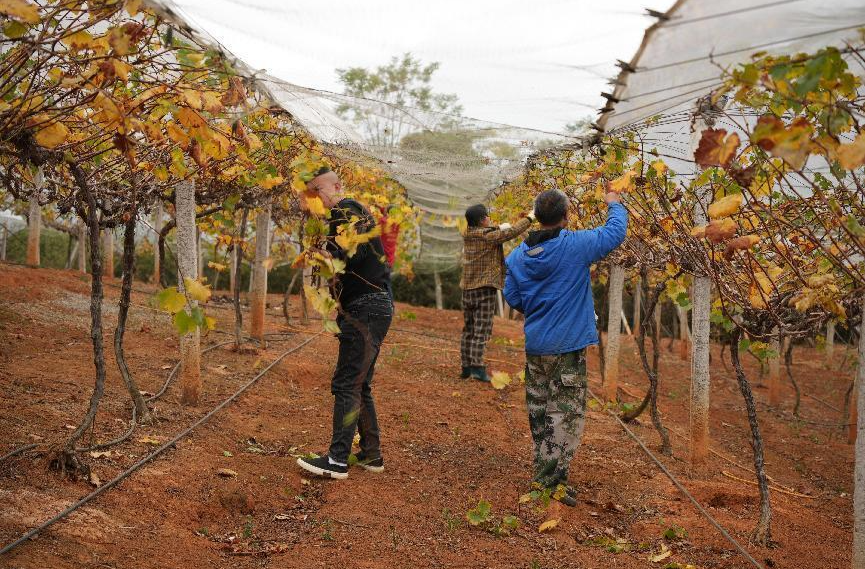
74, 340, 238, 453
588, 387, 765, 569
0, 332, 321, 557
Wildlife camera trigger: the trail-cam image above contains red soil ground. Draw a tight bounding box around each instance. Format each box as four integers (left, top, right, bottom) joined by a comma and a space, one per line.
0, 262, 855, 568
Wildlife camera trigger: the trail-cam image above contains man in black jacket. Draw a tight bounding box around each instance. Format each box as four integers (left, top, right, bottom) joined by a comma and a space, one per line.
297, 167, 393, 480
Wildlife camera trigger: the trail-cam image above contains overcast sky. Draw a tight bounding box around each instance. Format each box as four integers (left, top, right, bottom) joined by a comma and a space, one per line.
168, 0, 676, 134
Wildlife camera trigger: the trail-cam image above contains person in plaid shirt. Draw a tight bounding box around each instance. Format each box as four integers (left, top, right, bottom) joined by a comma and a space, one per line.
460, 203, 534, 382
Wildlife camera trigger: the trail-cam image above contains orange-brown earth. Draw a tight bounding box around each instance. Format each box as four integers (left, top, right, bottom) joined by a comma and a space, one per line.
0, 262, 855, 568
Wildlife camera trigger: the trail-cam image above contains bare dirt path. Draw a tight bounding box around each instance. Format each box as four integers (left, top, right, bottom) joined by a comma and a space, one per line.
0, 263, 854, 568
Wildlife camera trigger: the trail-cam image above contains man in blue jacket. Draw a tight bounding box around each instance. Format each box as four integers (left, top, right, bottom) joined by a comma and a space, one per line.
504, 188, 627, 505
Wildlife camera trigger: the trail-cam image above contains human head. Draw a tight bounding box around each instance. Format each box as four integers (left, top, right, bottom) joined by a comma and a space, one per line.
533, 189, 569, 227
305, 166, 343, 208
465, 204, 489, 228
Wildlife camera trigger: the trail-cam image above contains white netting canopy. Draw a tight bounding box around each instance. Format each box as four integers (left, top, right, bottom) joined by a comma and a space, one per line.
599, 0, 865, 174
144, 0, 573, 273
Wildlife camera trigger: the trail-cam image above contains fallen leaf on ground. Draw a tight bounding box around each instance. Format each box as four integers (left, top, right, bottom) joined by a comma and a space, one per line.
649, 543, 673, 562
538, 519, 560, 532
138, 436, 161, 445
217, 468, 238, 477
88, 471, 101, 487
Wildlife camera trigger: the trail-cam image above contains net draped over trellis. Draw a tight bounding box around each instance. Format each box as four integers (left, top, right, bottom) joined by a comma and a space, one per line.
144, 0, 572, 274
599, 0, 865, 178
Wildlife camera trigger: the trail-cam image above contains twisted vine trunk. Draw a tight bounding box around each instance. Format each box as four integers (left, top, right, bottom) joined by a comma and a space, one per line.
58, 172, 106, 474
730, 329, 772, 546
621, 269, 671, 454
233, 208, 248, 350
114, 210, 150, 423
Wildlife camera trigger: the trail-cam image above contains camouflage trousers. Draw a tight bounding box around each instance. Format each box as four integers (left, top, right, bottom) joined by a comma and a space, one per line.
525, 349, 588, 489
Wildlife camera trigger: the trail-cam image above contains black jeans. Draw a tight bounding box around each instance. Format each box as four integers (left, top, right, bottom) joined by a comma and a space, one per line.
328, 292, 393, 464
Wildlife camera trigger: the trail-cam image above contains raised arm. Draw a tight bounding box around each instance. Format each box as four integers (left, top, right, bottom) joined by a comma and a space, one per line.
480, 216, 532, 244
581, 201, 628, 264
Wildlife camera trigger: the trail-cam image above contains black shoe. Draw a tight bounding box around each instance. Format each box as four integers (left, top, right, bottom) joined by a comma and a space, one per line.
353, 451, 385, 473
552, 484, 577, 507
460, 366, 471, 379
470, 366, 490, 383
297, 455, 348, 479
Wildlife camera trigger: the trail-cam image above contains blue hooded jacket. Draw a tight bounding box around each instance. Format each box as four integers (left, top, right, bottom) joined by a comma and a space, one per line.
504, 203, 628, 356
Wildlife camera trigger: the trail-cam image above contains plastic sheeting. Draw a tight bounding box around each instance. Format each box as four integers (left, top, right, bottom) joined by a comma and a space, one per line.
600, 0, 865, 135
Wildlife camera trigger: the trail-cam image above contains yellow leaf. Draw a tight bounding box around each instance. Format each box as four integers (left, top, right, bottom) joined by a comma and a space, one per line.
125, 0, 142, 16
650, 160, 667, 176
183, 277, 212, 302
0, 0, 39, 24
166, 122, 190, 149
176, 106, 206, 128
208, 261, 227, 271
490, 371, 511, 390
200, 91, 224, 113
704, 218, 737, 243
33, 118, 70, 149
649, 543, 673, 563
707, 193, 743, 220
108, 26, 133, 55
109, 59, 132, 81
837, 130, 865, 170
155, 287, 186, 313
538, 519, 560, 533
262, 257, 274, 271
61, 30, 94, 51
752, 115, 813, 170
259, 174, 284, 190
302, 193, 328, 217
608, 170, 636, 193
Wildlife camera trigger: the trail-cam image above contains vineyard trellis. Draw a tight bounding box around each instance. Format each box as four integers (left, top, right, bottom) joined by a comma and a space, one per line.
3, 0, 865, 566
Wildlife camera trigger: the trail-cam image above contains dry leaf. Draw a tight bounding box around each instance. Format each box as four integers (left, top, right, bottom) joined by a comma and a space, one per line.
538, 518, 560, 532
217, 468, 238, 478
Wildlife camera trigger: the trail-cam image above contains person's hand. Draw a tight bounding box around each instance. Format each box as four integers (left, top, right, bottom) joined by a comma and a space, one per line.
604, 191, 621, 205
499, 222, 513, 231
527, 210, 537, 221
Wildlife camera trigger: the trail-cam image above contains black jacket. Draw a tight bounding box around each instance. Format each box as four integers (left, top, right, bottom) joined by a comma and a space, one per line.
327, 198, 390, 307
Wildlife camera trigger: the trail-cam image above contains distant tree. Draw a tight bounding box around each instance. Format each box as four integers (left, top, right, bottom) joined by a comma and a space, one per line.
336, 53, 463, 147
564, 115, 594, 136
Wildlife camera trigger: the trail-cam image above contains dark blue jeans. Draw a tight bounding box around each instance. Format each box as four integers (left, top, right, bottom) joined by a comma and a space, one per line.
328, 292, 393, 464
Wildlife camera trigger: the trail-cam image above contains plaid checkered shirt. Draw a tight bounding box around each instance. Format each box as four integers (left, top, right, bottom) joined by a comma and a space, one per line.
460, 217, 531, 290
